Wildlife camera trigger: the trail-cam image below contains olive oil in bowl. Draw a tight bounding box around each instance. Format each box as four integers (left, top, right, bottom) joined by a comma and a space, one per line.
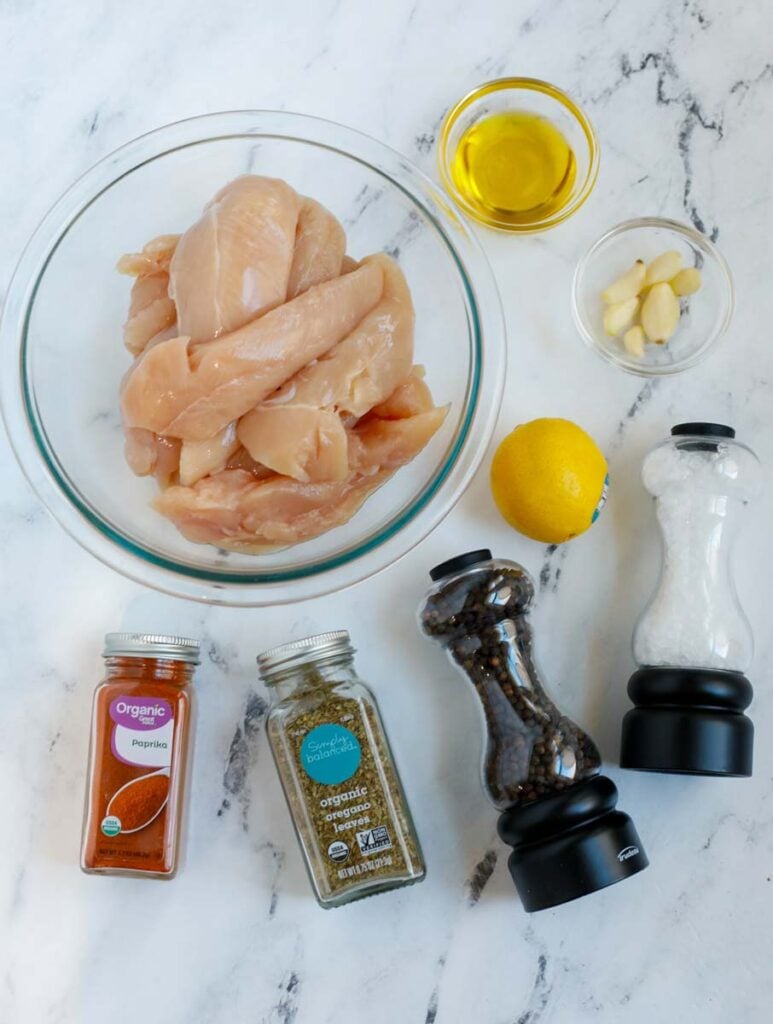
451, 110, 577, 228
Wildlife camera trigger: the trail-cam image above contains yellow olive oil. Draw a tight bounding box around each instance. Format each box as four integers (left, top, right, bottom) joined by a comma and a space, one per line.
451, 110, 576, 227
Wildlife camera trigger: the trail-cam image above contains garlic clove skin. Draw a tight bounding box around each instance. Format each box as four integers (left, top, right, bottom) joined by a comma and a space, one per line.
670, 267, 702, 296
644, 250, 683, 287
641, 282, 680, 343
602, 260, 646, 304
603, 296, 640, 337
623, 325, 646, 358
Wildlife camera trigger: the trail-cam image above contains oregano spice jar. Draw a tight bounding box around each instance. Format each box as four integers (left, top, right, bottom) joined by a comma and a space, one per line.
260, 631, 425, 908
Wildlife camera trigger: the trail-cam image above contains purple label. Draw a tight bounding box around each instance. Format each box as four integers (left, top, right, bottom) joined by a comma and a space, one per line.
109, 696, 173, 731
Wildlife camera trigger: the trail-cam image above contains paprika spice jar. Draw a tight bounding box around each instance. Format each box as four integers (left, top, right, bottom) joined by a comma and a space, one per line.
80, 633, 199, 878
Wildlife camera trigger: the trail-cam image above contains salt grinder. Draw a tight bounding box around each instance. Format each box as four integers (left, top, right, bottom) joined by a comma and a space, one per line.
621, 423, 761, 776
420, 550, 647, 912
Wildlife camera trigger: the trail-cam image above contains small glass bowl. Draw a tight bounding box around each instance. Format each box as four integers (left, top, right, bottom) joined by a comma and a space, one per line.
573, 218, 734, 377
438, 77, 599, 232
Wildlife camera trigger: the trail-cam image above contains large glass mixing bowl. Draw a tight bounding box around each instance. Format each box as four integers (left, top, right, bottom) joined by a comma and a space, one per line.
0, 112, 505, 605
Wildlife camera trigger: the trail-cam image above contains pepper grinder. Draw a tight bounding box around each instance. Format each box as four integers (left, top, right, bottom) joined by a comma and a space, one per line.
621, 423, 762, 776
420, 550, 647, 912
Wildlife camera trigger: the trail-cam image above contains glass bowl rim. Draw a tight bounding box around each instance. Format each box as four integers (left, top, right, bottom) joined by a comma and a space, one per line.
0, 109, 506, 605
437, 76, 600, 233
571, 215, 735, 378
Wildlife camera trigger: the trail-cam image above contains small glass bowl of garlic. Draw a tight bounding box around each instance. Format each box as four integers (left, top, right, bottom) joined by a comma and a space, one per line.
572, 217, 734, 376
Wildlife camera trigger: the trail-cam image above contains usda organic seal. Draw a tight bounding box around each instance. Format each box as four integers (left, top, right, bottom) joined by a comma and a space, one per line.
327, 840, 350, 864
100, 815, 121, 837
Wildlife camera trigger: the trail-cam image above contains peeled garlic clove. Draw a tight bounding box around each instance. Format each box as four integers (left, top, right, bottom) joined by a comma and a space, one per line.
623, 325, 646, 358
602, 260, 646, 304
641, 282, 680, 342
644, 250, 683, 287
603, 296, 639, 336
671, 267, 702, 296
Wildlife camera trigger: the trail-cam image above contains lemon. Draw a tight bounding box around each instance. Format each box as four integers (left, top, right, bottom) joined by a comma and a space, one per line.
490, 418, 608, 543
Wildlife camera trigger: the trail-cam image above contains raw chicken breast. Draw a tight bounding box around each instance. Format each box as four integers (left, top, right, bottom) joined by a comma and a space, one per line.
115, 174, 445, 555
193, 197, 346, 481
118, 235, 179, 357
122, 258, 385, 441
124, 428, 181, 487
122, 325, 182, 483
287, 198, 346, 299
154, 406, 447, 551
117, 234, 180, 277
121, 199, 348, 482
367, 366, 433, 419
178, 422, 241, 487
169, 176, 301, 342
123, 272, 177, 357
346, 407, 446, 471
236, 254, 414, 482
118, 235, 181, 475
239, 406, 350, 483
225, 447, 273, 479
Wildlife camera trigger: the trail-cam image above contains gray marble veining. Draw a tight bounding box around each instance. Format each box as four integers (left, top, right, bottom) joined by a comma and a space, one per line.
1, 0, 773, 1021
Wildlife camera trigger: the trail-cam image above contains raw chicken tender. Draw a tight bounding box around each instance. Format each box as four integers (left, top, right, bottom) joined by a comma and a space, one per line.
124, 428, 181, 487
169, 176, 301, 342
225, 447, 273, 479
367, 366, 433, 419
117, 234, 179, 277
120, 191, 352, 485
121, 258, 385, 441
171, 195, 348, 487
287, 197, 347, 299
123, 272, 177, 357
118, 235, 180, 357
118, 235, 182, 474
236, 254, 414, 482
178, 423, 241, 487
116, 174, 446, 553
238, 406, 349, 484
155, 407, 447, 551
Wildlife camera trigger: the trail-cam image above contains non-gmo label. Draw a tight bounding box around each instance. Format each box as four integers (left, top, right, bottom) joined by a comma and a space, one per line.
101, 815, 122, 837
300, 724, 361, 786
356, 825, 393, 856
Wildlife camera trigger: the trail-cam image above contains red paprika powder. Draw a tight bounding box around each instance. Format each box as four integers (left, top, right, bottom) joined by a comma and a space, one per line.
109, 773, 170, 832
80, 633, 199, 878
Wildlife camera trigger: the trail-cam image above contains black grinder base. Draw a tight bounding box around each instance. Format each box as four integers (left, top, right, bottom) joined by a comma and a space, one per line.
497, 775, 648, 912
620, 667, 754, 777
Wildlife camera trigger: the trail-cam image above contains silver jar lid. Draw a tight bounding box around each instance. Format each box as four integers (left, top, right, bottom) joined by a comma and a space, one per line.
103, 632, 201, 664
257, 631, 353, 682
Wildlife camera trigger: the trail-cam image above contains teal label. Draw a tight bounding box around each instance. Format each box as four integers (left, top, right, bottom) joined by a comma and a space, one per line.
300, 724, 361, 786
101, 815, 121, 837
591, 473, 610, 524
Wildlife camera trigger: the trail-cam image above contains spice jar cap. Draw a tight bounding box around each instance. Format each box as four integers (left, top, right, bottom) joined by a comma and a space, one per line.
103, 633, 201, 664
258, 631, 353, 682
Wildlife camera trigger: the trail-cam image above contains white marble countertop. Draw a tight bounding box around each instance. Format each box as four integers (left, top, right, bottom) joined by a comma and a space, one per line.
2, 1, 773, 1021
